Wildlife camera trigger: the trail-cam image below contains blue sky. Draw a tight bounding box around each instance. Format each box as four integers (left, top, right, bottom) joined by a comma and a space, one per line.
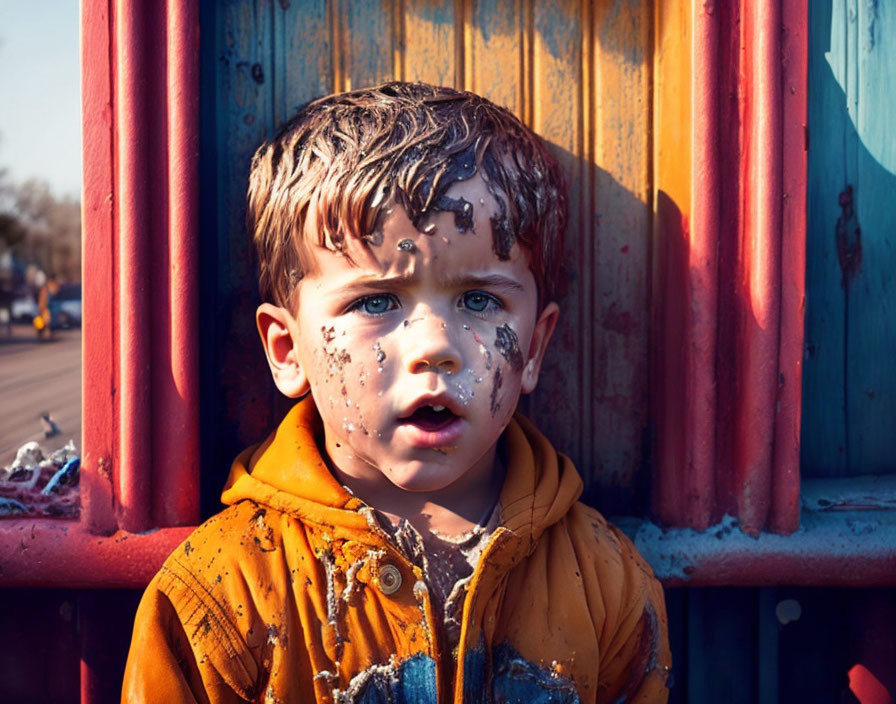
0, 1, 81, 199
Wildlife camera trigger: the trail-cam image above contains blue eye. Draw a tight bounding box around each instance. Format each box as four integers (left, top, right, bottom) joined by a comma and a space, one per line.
461, 291, 500, 313
352, 294, 398, 316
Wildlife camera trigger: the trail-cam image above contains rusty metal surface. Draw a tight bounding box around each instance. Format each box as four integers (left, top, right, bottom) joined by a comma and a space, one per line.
0, 519, 191, 588
624, 508, 896, 586
651, 1, 807, 535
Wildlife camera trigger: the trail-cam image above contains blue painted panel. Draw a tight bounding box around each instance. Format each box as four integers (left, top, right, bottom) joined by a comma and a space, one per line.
275, 0, 330, 122
210, 0, 282, 477
341, 0, 396, 90
847, 0, 896, 473
803, 0, 896, 476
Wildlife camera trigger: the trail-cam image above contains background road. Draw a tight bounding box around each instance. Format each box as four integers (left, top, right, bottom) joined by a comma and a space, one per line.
0, 324, 81, 467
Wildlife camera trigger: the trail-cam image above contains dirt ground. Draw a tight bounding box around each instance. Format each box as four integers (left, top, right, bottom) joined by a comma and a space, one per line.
0, 323, 81, 467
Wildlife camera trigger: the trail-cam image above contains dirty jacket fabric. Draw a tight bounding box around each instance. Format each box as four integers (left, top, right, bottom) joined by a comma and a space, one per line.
123, 399, 671, 703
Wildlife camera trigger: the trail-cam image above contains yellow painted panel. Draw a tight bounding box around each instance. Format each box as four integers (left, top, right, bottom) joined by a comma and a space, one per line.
465, 0, 524, 114
653, 0, 691, 216
402, 0, 459, 85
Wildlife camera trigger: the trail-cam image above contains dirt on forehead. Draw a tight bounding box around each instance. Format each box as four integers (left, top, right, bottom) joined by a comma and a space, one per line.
248, 81, 568, 309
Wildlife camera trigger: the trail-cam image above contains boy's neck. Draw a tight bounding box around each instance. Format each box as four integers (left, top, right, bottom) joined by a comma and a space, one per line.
327, 446, 504, 539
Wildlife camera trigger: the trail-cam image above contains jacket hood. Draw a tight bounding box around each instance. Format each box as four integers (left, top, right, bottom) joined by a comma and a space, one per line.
221, 396, 583, 548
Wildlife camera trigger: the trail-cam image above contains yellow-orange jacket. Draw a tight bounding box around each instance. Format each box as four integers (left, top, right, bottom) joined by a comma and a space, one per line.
123, 398, 670, 703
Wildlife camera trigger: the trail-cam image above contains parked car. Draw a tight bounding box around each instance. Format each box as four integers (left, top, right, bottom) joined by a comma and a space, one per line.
53, 283, 82, 328
11, 292, 39, 323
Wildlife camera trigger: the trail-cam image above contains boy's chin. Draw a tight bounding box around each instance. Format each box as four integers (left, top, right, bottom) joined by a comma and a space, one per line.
384, 464, 464, 494
382, 458, 485, 495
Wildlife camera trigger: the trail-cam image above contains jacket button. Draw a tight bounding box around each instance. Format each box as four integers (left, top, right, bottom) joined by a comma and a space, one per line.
377, 563, 402, 595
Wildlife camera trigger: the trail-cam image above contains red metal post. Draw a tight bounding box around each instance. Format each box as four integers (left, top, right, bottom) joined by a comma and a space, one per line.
80, 0, 201, 533
81, 0, 118, 536
0, 520, 191, 588
771, 0, 808, 535
687, 0, 721, 530
154, 0, 200, 527
652, 1, 807, 535
115, 0, 153, 533
732, 0, 785, 534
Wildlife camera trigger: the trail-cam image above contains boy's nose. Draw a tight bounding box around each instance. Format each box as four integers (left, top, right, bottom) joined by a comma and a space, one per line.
404, 316, 461, 375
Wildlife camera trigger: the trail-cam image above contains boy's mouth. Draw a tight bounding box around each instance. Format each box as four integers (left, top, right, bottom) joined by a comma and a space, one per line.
400, 404, 459, 432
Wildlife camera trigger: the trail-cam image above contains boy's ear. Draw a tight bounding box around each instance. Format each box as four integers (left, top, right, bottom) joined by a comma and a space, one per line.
256, 303, 310, 398
521, 301, 559, 394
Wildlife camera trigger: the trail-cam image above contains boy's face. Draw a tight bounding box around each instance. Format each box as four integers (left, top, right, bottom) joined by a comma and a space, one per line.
258, 175, 558, 497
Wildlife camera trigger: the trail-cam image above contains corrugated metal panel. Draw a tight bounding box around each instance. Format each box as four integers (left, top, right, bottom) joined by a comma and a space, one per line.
651, 0, 807, 535
213, 0, 653, 516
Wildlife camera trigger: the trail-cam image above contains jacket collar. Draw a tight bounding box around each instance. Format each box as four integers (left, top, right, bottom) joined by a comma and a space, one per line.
221, 396, 583, 549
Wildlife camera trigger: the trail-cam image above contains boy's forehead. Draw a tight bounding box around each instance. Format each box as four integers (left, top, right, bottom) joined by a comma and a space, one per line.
304, 175, 529, 284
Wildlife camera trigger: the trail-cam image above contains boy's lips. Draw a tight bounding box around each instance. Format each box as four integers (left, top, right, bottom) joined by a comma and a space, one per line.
397, 395, 465, 448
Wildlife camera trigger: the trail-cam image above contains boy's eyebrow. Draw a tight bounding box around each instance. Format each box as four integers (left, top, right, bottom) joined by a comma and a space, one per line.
341, 272, 526, 293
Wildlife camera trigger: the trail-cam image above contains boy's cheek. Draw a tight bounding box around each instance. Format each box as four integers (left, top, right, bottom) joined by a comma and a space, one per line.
311, 329, 392, 430
442, 337, 523, 426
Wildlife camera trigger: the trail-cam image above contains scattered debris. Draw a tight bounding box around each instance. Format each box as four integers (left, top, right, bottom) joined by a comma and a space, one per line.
40, 412, 61, 439
0, 439, 80, 518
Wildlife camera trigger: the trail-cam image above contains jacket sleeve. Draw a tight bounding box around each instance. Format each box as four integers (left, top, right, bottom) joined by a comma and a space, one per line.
122, 578, 249, 704
593, 524, 671, 704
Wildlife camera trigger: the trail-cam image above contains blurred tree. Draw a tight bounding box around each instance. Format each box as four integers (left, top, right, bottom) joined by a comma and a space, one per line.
0, 169, 80, 283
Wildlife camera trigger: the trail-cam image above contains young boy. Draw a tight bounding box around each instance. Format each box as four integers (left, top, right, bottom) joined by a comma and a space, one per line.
123, 82, 670, 703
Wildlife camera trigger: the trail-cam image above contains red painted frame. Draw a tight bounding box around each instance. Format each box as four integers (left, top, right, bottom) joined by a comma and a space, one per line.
0, 0, 199, 588
652, 0, 807, 536
2, 0, 891, 600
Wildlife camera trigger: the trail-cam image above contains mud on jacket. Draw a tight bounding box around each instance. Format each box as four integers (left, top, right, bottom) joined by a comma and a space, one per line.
123, 397, 671, 703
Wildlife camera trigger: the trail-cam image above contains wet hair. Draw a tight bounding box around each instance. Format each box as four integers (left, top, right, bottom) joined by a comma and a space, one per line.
247, 81, 567, 309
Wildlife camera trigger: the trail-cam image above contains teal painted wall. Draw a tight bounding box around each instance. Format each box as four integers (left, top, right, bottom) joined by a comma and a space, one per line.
803, 0, 896, 477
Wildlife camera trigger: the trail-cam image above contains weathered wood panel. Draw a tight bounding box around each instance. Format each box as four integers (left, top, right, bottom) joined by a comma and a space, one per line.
209, 0, 653, 516
213, 1, 279, 464
587, 1, 651, 511
849, 0, 896, 474
803, 0, 896, 476
402, 0, 458, 85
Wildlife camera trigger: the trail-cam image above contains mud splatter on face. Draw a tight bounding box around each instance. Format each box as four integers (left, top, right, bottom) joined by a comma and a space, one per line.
320, 326, 351, 379
489, 367, 504, 417
372, 341, 386, 364
490, 207, 515, 260
432, 194, 474, 232
323, 347, 351, 377
494, 324, 524, 372
397, 238, 416, 253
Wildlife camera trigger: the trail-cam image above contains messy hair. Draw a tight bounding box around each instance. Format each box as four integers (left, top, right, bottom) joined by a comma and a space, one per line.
247, 81, 567, 308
